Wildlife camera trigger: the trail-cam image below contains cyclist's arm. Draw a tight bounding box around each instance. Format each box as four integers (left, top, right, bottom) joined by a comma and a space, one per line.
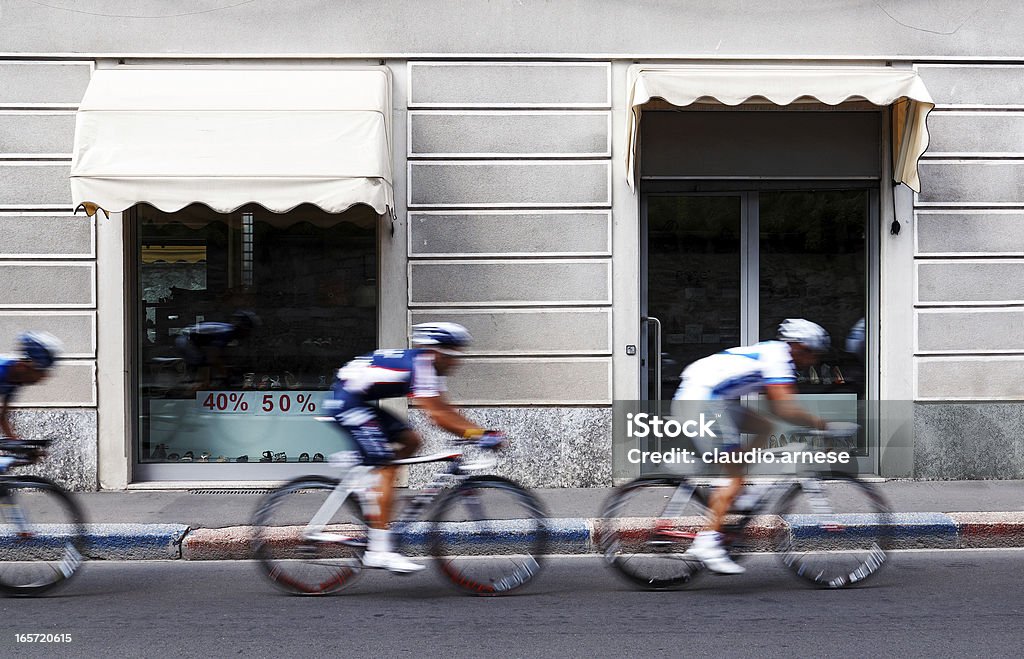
414, 394, 484, 438
0, 396, 15, 439
763, 384, 827, 430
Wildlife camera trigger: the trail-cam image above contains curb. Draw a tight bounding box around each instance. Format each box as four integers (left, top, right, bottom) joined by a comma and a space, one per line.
180, 519, 593, 560
85, 524, 189, 560
27, 514, 1024, 560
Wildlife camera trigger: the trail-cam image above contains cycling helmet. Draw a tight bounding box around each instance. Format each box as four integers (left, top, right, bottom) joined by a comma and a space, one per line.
777, 319, 830, 353
411, 322, 473, 351
19, 331, 64, 370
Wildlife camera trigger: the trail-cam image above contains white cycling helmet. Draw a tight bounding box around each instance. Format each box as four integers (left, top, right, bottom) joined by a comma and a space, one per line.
411, 322, 473, 353
777, 319, 830, 353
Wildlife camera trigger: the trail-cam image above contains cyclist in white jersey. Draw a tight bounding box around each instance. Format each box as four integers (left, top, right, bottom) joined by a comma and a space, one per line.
673, 318, 831, 574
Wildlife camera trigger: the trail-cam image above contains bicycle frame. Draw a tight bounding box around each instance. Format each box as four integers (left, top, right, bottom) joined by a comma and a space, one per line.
300, 448, 493, 547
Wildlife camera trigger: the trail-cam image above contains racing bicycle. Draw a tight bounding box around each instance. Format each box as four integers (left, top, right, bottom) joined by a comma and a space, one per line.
599, 426, 891, 589
0, 438, 88, 596
252, 435, 548, 596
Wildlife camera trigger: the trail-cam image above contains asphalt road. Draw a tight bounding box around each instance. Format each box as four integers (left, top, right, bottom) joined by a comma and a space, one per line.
2, 551, 1024, 657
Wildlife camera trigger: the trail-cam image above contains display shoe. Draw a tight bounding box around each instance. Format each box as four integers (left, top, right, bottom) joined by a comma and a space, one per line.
768, 434, 778, 448
312, 453, 325, 462
284, 371, 301, 389
273, 451, 287, 462
832, 366, 845, 384
152, 444, 168, 460
180, 451, 194, 463
820, 363, 833, 385
216, 455, 228, 462
236, 455, 249, 463
318, 375, 328, 387
167, 453, 180, 461
242, 372, 256, 389
259, 451, 273, 463
808, 367, 820, 385
778, 434, 788, 446
270, 375, 283, 390
298, 452, 310, 462
198, 452, 211, 463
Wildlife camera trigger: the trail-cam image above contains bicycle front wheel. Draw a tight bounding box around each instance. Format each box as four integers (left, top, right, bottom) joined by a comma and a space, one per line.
252, 476, 367, 596
0, 477, 88, 596
428, 476, 548, 596
597, 475, 707, 590
775, 474, 891, 588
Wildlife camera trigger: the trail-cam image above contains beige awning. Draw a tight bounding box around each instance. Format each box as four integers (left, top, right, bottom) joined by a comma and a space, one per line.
627, 65, 934, 191
71, 67, 393, 216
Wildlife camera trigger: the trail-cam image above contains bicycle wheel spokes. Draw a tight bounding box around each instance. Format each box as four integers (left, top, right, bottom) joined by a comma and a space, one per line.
776, 475, 891, 588
0, 482, 87, 596
429, 477, 547, 596
252, 479, 366, 595
597, 476, 706, 590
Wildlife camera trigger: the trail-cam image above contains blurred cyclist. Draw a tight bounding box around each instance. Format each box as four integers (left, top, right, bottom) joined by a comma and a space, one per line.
324, 322, 503, 573
1, 332, 63, 439
174, 310, 259, 389
673, 319, 831, 574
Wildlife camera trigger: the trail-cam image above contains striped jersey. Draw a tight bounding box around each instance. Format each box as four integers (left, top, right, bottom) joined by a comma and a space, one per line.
335, 348, 444, 400
673, 341, 796, 400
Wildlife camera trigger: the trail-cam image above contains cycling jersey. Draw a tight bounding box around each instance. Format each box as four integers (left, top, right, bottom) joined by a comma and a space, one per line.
673, 341, 796, 401
334, 349, 444, 401
0, 357, 19, 403
326, 349, 444, 465
181, 322, 238, 349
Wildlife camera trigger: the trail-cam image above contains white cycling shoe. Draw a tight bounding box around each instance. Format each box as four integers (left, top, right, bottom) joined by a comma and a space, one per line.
363, 550, 425, 574
363, 528, 425, 574
685, 531, 745, 575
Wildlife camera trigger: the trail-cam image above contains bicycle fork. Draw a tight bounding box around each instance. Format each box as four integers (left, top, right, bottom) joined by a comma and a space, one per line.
799, 479, 843, 532
0, 490, 32, 538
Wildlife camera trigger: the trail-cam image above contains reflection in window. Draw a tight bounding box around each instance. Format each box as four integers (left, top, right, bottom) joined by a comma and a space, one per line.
136, 203, 378, 465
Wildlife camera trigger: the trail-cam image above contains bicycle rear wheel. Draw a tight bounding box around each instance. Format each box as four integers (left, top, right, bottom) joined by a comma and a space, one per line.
252, 476, 367, 595
775, 474, 891, 588
428, 476, 548, 596
597, 475, 707, 590
0, 477, 88, 596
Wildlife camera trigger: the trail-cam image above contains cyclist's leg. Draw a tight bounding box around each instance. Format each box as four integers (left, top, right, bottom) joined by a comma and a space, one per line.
371, 408, 422, 528
707, 403, 773, 530
329, 399, 423, 572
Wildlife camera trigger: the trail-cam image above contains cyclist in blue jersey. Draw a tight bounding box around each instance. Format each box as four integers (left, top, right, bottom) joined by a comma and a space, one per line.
174, 310, 259, 389
673, 319, 831, 574
0, 332, 63, 440
325, 322, 502, 573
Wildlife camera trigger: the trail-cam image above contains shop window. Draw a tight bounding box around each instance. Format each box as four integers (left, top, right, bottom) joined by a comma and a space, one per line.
135, 203, 377, 467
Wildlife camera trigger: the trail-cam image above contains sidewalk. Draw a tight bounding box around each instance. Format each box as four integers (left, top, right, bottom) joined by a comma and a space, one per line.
55, 480, 1024, 560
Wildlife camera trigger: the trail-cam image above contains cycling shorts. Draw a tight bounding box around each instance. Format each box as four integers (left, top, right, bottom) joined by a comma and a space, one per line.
672, 389, 756, 453
326, 386, 411, 466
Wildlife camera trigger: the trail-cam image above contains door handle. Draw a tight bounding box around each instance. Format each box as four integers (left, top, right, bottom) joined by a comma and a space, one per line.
642, 316, 663, 401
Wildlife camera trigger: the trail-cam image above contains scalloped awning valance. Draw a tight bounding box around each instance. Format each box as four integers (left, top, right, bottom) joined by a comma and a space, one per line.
71, 67, 393, 217
627, 65, 934, 191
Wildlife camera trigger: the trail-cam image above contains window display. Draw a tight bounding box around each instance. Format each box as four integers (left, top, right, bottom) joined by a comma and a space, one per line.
136, 203, 377, 466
